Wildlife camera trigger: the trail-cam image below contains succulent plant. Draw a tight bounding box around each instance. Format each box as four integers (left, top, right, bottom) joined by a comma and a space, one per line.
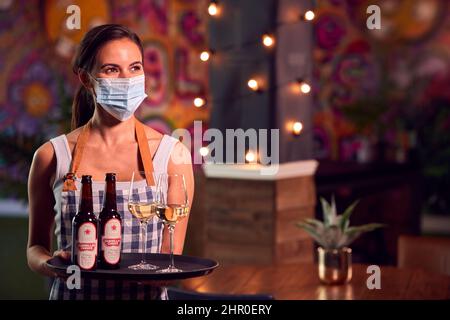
296, 196, 384, 249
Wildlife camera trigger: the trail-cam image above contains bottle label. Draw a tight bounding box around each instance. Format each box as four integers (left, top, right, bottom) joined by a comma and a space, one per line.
102, 218, 122, 265
77, 222, 97, 270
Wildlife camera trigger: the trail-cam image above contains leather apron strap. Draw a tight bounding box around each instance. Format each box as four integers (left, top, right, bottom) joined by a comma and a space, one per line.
62, 118, 155, 191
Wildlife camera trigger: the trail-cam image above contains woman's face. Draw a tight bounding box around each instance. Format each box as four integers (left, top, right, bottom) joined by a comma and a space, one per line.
93, 38, 144, 79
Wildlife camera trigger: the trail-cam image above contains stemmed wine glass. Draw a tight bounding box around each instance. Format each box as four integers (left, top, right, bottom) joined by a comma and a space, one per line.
127, 171, 159, 270
154, 173, 189, 273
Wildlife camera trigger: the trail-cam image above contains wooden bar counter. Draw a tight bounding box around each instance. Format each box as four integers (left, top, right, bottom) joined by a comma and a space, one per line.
195, 160, 319, 265
181, 263, 450, 300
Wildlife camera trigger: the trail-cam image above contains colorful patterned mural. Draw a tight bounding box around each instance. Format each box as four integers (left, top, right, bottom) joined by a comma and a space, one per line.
313, 0, 450, 162
0, 0, 209, 200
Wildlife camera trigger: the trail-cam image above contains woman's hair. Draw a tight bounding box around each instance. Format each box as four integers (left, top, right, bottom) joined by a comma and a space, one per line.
71, 24, 144, 129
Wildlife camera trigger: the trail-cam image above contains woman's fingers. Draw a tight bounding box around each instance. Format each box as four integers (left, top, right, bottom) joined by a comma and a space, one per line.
53, 250, 71, 261
48, 250, 71, 279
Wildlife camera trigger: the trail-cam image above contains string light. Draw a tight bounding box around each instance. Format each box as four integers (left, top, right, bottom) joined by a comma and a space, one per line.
262, 33, 275, 47
300, 82, 311, 94
247, 79, 260, 91
199, 147, 209, 156
195, 3, 315, 108
295, 79, 311, 94
194, 97, 206, 108
292, 121, 303, 135
200, 50, 211, 62
303, 10, 315, 21
245, 150, 257, 163
208, 1, 219, 16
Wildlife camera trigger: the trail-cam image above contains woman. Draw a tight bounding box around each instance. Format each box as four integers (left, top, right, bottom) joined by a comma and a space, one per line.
26, 24, 194, 300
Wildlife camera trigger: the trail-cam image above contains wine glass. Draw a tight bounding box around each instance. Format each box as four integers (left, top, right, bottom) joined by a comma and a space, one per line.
154, 173, 189, 273
127, 171, 159, 270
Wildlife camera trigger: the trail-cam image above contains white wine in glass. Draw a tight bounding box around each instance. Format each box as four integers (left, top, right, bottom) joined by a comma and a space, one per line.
127, 171, 159, 270
128, 202, 156, 224
155, 173, 189, 273
155, 204, 188, 226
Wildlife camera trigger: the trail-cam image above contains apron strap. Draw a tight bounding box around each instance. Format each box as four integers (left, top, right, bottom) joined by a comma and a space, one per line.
62, 121, 91, 191
135, 119, 155, 186
62, 118, 155, 191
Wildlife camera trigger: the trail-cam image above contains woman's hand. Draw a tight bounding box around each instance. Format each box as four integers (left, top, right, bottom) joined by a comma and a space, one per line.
39, 250, 71, 279
52, 250, 71, 261
51, 250, 72, 279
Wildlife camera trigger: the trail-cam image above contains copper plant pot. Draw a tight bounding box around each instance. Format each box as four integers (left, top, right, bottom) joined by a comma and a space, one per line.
318, 247, 352, 285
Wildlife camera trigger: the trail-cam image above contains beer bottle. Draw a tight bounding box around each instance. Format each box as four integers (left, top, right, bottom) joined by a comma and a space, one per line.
99, 173, 122, 269
72, 175, 98, 270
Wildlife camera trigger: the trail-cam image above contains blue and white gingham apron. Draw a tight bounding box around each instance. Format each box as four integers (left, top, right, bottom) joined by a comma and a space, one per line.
48, 134, 179, 300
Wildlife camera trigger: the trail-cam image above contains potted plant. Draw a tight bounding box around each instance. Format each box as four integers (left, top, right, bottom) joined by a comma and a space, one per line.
296, 196, 384, 285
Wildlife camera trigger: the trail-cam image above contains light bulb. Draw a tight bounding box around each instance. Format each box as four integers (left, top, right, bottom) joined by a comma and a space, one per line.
304, 10, 315, 21
194, 97, 206, 108
292, 122, 303, 135
262, 34, 275, 47
247, 79, 259, 91
200, 50, 210, 62
300, 82, 311, 94
199, 147, 209, 156
208, 1, 219, 16
245, 151, 257, 163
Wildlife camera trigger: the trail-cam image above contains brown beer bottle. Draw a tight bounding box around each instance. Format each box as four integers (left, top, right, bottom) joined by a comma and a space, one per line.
72, 175, 98, 270
99, 173, 122, 269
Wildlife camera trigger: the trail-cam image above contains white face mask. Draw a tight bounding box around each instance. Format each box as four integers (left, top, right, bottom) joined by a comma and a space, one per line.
92, 74, 147, 121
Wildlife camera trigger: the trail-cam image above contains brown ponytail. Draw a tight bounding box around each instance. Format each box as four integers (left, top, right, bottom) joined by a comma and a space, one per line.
71, 85, 95, 130
71, 24, 144, 130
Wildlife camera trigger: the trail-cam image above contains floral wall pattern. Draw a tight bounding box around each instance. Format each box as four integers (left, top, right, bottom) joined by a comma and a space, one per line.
313, 0, 450, 163
312, 0, 450, 214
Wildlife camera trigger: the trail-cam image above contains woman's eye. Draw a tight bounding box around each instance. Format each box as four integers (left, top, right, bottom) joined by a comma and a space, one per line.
105, 68, 118, 74
131, 65, 142, 72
